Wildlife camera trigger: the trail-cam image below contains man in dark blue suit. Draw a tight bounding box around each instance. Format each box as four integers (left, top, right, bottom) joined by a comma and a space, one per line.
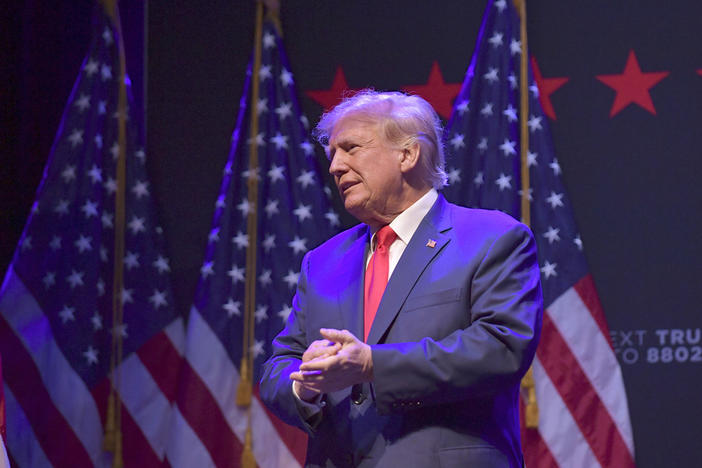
260, 90, 542, 467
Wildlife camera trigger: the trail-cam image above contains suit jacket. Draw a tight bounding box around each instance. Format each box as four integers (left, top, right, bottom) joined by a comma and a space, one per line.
260, 195, 543, 468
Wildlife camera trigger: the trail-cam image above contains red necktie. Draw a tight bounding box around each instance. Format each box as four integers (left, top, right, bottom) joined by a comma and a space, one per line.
364, 225, 397, 341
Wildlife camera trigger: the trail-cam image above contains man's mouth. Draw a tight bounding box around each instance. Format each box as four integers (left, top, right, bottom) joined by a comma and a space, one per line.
338, 181, 358, 195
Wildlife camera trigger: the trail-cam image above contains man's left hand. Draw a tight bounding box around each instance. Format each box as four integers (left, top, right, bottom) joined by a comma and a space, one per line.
289, 328, 373, 394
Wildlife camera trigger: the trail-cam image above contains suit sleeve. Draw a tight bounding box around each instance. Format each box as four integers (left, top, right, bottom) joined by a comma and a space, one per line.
259, 252, 321, 434
370, 222, 543, 414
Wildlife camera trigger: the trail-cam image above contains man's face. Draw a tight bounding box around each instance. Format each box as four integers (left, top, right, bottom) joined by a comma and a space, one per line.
327, 118, 405, 227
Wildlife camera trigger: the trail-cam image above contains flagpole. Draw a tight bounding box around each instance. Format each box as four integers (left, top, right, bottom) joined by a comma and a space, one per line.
100, 0, 127, 465
513, 0, 539, 430
237, 1, 265, 467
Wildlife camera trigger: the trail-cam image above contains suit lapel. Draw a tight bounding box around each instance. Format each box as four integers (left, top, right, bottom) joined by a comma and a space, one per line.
366, 196, 452, 345
334, 228, 370, 339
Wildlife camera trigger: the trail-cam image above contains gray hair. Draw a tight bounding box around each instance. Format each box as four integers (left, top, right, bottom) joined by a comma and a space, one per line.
314, 90, 448, 189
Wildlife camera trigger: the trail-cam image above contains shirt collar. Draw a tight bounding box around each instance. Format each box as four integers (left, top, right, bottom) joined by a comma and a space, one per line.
370, 188, 438, 249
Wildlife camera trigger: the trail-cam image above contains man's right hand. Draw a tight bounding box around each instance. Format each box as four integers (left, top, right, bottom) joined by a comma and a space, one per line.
294, 339, 341, 402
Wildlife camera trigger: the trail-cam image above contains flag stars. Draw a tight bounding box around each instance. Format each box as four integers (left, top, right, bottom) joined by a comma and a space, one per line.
447, 168, 461, 185
102, 27, 113, 44
293, 204, 312, 222
543, 226, 561, 244
288, 236, 308, 255
91, 312, 103, 330
84, 59, 99, 76
499, 138, 517, 156
541, 261, 557, 279
237, 199, 255, 217
251, 340, 265, 359
80, 200, 98, 218
97, 278, 105, 296
529, 82, 539, 97
50, 236, 62, 250
259, 269, 272, 287
135, 148, 146, 163
265, 199, 280, 218
527, 151, 538, 167
257, 98, 268, 114
223, 299, 241, 317
98, 101, 107, 114
518, 187, 533, 202
254, 305, 268, 323
271, 132, 289, 150
75, 234, 93, 253
88, 164, 102, 183
74, 94, 91, 112
100, 64, 112, 81
262, 234, 276, 252
67, 270, 84, 288
274, 102, 293, 119
128, 216, 146, 234
528, 115, 543, 132
55, 200, 70, 215
574, 235, 583, 250
300, 140, 314, 155
200, 261, 214, 278
259, 65, 272, 81
296, 170, 315, 189
84, 347, 98, 365
113, 323, 128, 338
488, 32, 503, 47
280, 68, 294, 86
43, 272, 56, 289
450, 133, 465, 150
278, 304, 293, 323
263, 32, 276, 48
508, 73, 518, 90
503, 104, 518, 122
61, 165, 77, 183
228, 265, 245, 283
495, 0, 507, 11
215, 195, 226, 209
480, 103, 494, 116
546, 191, 564, 209
20, 236, 32, 251
483, 68, 499, 83
110, 142, 120, 159
149, 289, 168, 309
283, 270, 300, 289
495, 173, 512, 191
510, 39, 522, 55
549, 159, 562, 175
94, 134, 103, 148
124, 251, 140, 270
68, 129, 84, 147
132, 180, 150, 198
456, 100, 469, 115
248, 132, 266, 148
268, 165, 285, 183
325, 210, 340, 227
477, 137, 488, 152
59, 305, 75, 323
474, 171, 484, 186
233, 231, 249, 249
104, 177, 117, 195
153, 255, 171, 273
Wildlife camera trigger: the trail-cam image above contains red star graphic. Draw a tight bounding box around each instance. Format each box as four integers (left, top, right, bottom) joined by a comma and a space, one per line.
305, 66, 359, 111
596, 50, 669, 117
402, 61, 461, 120
530, 57, 569, 121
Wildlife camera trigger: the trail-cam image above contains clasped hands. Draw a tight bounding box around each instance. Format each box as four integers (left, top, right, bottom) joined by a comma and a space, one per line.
290, 328, 373, 402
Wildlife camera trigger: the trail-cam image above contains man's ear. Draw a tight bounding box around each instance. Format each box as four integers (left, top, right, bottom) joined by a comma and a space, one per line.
399, 142, 421, 173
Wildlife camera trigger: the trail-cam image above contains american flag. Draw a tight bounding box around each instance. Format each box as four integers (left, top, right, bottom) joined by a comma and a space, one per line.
0, 5, 184, 466
443, 1, 636, 467
167, 16, 341, 468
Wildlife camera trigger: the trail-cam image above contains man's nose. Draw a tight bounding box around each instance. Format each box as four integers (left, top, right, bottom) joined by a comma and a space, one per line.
328, 152, 347, 177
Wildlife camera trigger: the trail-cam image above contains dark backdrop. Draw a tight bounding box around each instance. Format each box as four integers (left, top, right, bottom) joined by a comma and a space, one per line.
3, 2, 701, 467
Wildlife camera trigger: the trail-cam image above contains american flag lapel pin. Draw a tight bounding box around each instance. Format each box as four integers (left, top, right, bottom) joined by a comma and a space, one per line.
426, 239, 436, 248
